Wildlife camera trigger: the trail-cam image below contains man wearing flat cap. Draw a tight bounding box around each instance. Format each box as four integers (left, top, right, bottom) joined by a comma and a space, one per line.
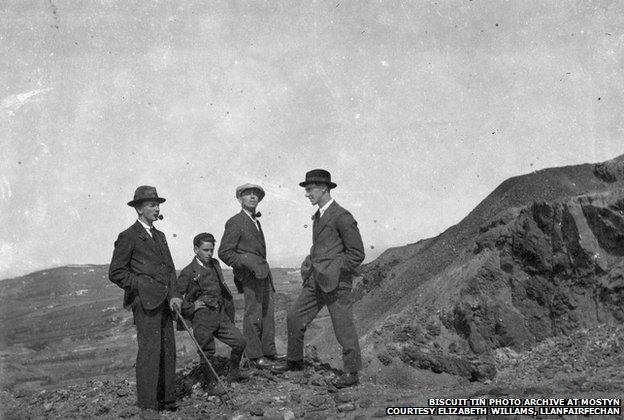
109, 186, 183, 415
272, 170, 365, 389
218, 184, 285, 369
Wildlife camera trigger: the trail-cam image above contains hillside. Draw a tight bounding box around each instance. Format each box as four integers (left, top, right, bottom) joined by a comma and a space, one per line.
311, 154, 624, 382
0, 265, 304, 392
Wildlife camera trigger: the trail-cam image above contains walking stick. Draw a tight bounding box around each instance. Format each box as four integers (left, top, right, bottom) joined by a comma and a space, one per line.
172, 305, 237, 408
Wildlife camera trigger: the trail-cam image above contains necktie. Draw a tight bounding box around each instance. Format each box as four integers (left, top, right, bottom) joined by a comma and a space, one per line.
150, 227, 157, 240
256, 219, 265, 238
312, 211, 320, 229
249, 212, 261, 232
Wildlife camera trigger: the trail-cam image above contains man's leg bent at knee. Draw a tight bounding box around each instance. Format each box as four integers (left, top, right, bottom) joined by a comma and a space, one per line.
286, 281, 323, 362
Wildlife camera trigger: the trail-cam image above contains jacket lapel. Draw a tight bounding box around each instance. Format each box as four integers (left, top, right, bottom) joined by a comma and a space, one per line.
314, 201, 339, 239
191, 258, 202, 278
240, 210, 266, 250
132, 221, 160, 255
312, 211, 320, 241
192, 258, 232, 298
152, 228, 170, 259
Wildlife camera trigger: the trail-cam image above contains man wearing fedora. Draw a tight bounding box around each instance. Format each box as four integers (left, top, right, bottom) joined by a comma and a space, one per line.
218, 184, 285, 369
272, 170, 365, 389
109, 186, 183, 416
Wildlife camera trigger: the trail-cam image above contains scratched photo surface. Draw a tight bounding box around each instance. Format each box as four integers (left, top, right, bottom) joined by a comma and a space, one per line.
2, 2, 624, 417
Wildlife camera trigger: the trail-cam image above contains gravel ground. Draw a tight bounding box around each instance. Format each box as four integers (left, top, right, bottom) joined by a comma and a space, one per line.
3, 324, 624, 420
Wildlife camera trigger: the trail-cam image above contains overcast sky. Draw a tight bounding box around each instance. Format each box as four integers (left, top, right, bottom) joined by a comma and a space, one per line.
1, 0, 623, 280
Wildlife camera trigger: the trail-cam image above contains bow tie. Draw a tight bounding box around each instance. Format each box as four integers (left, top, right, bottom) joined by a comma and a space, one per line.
250, 211, 261, 219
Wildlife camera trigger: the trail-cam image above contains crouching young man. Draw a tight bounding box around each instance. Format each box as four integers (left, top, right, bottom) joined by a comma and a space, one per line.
177, 233, 247, 392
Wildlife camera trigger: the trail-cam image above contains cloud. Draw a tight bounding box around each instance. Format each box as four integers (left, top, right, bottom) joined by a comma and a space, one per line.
0, 242, 20, 279
261, 182, 301, 205
2, 88, 53, 116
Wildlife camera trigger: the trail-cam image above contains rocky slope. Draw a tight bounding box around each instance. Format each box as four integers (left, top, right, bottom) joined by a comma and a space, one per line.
2, 323, 624, 419
312, 154, 624, 382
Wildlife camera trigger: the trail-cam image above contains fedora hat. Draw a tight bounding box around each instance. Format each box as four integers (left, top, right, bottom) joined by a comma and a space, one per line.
299, 169, 337, 189
236, 183, 265, 201
127, 185, 166, 207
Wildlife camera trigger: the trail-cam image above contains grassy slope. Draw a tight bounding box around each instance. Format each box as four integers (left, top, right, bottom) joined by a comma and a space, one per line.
0, 265, 303, 391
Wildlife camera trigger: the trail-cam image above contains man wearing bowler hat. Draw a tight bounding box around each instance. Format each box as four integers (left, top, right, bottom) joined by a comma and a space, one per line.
109, 186, 183, 416
272, 170, 365, 389
218, 183, 285, 369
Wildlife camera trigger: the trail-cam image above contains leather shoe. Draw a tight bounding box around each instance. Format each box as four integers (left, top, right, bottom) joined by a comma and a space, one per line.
331, 372, 358, 388
270, 360, 304, 374
249, 356, 273, 369
265, 354, 287, 361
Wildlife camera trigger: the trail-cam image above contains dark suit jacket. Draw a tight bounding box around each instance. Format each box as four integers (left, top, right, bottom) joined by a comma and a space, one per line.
109, 221, 181, 311
301, 201, 365, 293
218, 210, 273, 293
177, 257, 235, 322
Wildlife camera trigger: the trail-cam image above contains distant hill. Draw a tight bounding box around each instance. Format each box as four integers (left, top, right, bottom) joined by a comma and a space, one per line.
0, 265, 303, 391
311, 154, 624, 380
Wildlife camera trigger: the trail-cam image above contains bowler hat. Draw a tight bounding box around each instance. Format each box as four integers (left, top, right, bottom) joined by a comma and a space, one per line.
299, 169, 337, 189
236, 183, 265, 201
127, 185, 166, 207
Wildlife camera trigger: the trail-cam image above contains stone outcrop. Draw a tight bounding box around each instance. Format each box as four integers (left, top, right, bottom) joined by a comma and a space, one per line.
457, 191, 624, 354
311, 154, 624, 381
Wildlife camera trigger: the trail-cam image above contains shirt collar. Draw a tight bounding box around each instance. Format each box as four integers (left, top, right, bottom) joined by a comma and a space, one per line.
242, 208, 257, 221
137, 219, 153, 234
318, 198, 334, 218
195, 257, 211, 268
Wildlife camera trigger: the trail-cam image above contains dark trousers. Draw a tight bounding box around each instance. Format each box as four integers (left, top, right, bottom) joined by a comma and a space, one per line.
286, 276, 362, 373
242, 277, 276, 359
192, 306, 246, 365
133, 300, 176, 410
